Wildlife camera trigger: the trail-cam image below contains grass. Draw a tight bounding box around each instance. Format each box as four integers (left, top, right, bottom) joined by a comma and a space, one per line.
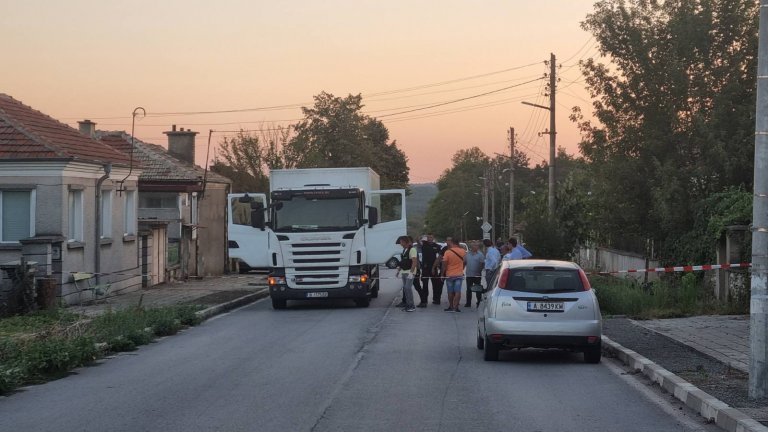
592, 273, 748, 319
0, 305, 204, 395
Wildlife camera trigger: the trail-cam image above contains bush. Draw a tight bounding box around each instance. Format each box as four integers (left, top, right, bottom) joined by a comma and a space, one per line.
592, 274, 744, 319
0, 305, 204, 395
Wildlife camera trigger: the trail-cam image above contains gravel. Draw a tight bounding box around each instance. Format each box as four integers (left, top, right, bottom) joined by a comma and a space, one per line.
604, 317, 768, 414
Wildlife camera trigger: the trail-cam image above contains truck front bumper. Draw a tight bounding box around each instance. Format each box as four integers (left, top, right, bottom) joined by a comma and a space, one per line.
269, 283, 371, 300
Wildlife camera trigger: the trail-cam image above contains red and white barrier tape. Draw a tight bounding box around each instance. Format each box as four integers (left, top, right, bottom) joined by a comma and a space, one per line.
590, 262, 752, 276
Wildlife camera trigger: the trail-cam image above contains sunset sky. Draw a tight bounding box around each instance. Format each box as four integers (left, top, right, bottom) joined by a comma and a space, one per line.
1, 1, 601, 183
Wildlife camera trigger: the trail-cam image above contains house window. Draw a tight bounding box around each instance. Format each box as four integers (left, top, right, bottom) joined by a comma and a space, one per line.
68, 190, 84, 242
140, 193, 178, 209
0, 190, 35, 242
100, 190, 113, 238
124, 190, 136, 236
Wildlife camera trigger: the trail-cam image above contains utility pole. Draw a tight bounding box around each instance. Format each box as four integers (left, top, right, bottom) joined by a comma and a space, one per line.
490, 166, 496, 238
547, 53, 557, 216
509, 127, 515, 240
750, 0, 768, 400
521, 53, 556, 216
482, 175, 489, 240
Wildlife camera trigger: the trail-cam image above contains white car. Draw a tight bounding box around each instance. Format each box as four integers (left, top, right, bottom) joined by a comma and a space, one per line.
476, 259, 602, 363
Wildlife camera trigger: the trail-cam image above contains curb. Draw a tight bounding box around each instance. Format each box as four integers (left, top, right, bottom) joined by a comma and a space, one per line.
603, 336, 768, 432
195, 288, 270, 320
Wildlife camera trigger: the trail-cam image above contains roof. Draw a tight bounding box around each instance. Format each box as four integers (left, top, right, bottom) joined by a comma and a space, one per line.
501, 259, 581, 270
0, 94, 131, 165
98, 131, 230, 184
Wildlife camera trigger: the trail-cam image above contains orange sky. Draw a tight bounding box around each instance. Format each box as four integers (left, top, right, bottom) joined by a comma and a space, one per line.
1, 0, 601, 183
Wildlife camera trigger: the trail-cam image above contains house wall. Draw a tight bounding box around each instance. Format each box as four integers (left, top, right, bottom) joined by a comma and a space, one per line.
0, 161, 142, 305
197, 182, 230, 276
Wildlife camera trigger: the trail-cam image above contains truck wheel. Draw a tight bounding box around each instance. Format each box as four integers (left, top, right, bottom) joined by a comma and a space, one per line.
476, 332, 484, 350
354, 298, 370, 308
271, 298, 287, 310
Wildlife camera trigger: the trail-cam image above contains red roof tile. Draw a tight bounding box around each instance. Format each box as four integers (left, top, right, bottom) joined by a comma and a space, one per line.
99, 132, 230, 184
0, 94, 131, 165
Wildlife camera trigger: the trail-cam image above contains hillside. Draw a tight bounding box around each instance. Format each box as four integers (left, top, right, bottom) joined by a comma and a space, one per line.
406, 183, 437, 237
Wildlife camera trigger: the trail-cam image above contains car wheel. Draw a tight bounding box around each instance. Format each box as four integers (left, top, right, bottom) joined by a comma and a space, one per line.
271, 298, 287, 310
584, 343, 602, 364
483, 337, 499, 361
476, 332, 485, 350
354, 298, 371, 308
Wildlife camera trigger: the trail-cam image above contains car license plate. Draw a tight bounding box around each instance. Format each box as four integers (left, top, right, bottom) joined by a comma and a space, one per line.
306, 292, 329, 298
527, 301, 564, 312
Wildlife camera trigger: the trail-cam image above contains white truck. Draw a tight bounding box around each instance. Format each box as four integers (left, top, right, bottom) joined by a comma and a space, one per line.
228, 167, 406, 309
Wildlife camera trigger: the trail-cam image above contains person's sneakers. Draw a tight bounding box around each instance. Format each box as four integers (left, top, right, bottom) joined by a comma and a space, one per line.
454, 308, 461, 313
395, 301, 407, 308
443, 307, 454, 312
464, 303, 471, 308
405, 306, 416, 312
417, 302, 427, 308
432, 301, 441, 305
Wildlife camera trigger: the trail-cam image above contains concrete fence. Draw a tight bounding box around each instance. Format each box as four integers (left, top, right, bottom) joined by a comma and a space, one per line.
575, 246, 659, 282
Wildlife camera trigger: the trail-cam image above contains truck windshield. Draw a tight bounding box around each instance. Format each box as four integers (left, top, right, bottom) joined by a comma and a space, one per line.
273, 196, 360, 232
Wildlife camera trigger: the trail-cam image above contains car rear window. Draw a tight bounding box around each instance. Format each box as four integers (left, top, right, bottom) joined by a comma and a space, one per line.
503, 268, 584, 293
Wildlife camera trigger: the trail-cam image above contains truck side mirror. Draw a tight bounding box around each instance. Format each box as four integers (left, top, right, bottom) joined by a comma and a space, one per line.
367, 206, 378, 228
250, 202, 265, 231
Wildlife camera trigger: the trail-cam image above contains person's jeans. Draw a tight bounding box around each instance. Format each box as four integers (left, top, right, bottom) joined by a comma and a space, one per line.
430, 268, 444, 303
484, 268, 496, 289
465, 276, 482, 306
401, 273, 415, 308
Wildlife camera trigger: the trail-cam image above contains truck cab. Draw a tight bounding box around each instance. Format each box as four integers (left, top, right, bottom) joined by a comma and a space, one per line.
227, 169, 405, 309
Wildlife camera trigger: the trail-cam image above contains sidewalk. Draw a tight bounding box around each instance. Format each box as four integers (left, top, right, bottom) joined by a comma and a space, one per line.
637, 315, 750, 374
68, 273, 269, 317
604, 314, 768, 432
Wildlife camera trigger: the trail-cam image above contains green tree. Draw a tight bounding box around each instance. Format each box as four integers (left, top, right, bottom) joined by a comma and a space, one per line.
284, 92, 410, 189
210, 128, 290, 193
576, 0, 758, 259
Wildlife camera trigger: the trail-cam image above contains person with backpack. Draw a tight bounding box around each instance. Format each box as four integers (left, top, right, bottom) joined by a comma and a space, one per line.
395, 235, 418, 312
441, 237, 466, 312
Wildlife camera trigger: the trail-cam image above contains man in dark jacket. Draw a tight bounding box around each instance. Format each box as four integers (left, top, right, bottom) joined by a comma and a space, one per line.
420, 234, 443, 305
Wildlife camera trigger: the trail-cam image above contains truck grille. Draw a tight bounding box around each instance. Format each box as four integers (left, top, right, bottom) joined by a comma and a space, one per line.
287, 242, 347, 288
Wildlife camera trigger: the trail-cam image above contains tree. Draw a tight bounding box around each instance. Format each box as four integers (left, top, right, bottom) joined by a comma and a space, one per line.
576, 0, 758, 260
284, 92, 410, 189
210, 126, 291, 193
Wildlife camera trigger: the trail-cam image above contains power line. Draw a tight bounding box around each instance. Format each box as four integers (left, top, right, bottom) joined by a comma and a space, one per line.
385, 92, 542, 123
376, 77, 544, 119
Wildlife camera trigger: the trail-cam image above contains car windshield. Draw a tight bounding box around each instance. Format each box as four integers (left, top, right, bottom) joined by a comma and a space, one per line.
503, 268, 584, 293
273, 196, 360, 232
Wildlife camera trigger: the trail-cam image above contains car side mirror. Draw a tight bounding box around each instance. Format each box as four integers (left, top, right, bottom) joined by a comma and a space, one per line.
367, 206, 378, 228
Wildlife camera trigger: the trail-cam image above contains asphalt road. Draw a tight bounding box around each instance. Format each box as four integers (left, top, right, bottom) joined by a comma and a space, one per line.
0, 269, 718, 432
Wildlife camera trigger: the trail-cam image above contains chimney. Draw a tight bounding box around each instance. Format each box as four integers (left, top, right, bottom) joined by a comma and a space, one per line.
78, 119, 96, 138
164, 125, 198, 164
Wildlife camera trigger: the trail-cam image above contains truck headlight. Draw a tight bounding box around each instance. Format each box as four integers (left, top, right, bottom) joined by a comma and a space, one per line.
268, 276, 286, 285
349, 275, 368, 283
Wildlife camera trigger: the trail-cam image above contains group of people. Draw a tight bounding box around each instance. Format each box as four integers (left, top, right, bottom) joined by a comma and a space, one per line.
394, 234, 532, 312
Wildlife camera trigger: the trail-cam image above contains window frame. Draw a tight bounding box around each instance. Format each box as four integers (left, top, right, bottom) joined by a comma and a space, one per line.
100, 190, 113, 239
68, 189, 84, 242
123, 190, 136, 236
0, 189, 36, 243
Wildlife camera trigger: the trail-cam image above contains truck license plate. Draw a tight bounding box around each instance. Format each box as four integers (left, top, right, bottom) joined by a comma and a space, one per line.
527, 302, 564, 312
306, 292, 329, 298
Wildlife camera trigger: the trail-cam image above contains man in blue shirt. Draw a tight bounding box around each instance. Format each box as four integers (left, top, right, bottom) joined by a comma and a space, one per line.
503, 237, 532, 260
464, 242, 485, 308
482, 238, 500, 288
